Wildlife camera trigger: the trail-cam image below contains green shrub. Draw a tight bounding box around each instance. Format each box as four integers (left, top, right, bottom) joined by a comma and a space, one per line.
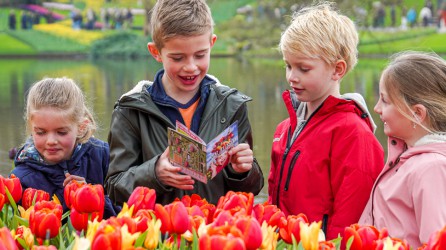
90, 31, 151, 59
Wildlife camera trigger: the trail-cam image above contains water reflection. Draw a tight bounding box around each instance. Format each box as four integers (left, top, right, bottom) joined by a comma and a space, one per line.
0, 57, 387, 201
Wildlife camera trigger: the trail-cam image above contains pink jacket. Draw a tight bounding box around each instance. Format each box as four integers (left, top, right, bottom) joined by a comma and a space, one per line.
268, 91, 384, 240
360, 135, 446, 248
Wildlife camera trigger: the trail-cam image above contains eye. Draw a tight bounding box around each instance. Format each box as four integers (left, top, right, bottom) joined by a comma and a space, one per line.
35, 131, 45, 136
195, 54, 205, 59
58, 131, 69, 136
284, 63, 291, 70
300, 67, 310, 72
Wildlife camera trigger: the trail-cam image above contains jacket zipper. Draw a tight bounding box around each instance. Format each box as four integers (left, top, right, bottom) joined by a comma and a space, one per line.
284, 150, 300, 191
275, 128, 292, 206
275, 102, 323, 207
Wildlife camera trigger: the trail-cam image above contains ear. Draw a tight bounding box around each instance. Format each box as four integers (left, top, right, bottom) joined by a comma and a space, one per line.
411, 104, 427, 123
78, 118, 89, 136
332, 60, 347, 81
210, 34, 217, 48
147, 42, 162, 62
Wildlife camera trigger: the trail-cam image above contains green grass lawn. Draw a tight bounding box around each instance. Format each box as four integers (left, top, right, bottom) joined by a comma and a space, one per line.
0, 33, 36, 55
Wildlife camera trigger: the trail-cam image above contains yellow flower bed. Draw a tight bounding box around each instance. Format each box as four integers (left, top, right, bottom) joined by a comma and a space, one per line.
33, 22, 105, 45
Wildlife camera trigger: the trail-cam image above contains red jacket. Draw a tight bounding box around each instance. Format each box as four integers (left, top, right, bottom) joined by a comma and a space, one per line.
268, 91, 384, 240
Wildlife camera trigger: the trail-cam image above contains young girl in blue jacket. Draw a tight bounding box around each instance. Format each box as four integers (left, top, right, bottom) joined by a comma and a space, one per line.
11, 77, 117, 218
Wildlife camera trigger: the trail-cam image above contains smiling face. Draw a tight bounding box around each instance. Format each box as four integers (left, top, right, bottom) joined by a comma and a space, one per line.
148, 33, 217, 104
30, 107, 79, 164
374, 75, 414, 142
283, 51, 341, 113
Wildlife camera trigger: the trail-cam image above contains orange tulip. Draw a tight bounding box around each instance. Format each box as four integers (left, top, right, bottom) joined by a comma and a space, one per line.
72, 184, 105, 214
343, 224, 388, 250
424, 226, 446, 250
29, 201, 62, 239
91, 224, 122, 250
154, 201, 190, 235
127, 186, 156, 214
0, 227, 18, 250
22, 188, 50, 210
319, 240, 337, 250
278, 213, 309, 244
64, 180, 84, 209
2, 174, 22, 204
70, 207, 102, 232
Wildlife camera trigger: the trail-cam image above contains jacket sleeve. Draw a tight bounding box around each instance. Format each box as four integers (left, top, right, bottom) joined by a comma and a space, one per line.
327, 119, 384, 240
412, 159, 446, 244
223, 102, 264, 195
105, 107, 171, 206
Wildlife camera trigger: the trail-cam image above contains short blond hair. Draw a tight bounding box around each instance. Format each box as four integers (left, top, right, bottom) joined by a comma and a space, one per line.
382, 51, 446, 133
279, 1, 358, 73
25, 77, 96, 144
150, 0, 214, 50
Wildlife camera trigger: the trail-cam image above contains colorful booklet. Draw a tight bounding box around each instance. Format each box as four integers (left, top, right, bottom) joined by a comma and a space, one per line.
167, 121, 239, 183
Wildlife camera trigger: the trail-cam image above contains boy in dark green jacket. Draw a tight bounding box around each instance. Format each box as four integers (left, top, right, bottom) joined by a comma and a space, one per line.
105, 0, 264, 206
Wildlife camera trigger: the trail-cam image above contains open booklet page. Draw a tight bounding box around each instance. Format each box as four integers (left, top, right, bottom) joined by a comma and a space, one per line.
167, 121, 238, 183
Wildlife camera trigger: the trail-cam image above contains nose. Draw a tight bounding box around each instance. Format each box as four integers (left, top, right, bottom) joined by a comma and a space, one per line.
183, 58, 198, 72
47, 133, 58, 145
373, 102, 381, 114
287, 69, 299, 85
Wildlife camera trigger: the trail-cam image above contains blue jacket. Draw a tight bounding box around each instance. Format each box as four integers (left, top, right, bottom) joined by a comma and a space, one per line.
11, 137, 118, 218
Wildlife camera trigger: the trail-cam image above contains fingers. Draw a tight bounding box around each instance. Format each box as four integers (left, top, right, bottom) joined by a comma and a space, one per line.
63, 172, 86, 186
156, 147, 195, 190
229, 143, 254, 173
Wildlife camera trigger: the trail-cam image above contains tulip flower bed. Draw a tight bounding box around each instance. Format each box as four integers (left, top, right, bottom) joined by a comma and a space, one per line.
0, 174, 445, 250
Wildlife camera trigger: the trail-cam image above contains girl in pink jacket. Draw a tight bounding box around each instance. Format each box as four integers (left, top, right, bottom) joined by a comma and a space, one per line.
360, 51, 446, 248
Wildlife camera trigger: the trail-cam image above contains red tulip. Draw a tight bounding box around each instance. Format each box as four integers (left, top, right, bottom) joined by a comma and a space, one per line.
14, 225, 34, 250
134, 209, 153, 233
0, 176, 5, 211
319, 240, 337, 250
72, 184, 104, 214
91, 224, 122, 250
215, 191, 254, 217
70, 207, 102, 232
0, 227, 18, 250
375, 237, 410, 250
253, 203, 285, 229
127, 186, 156, 214
22, 188, 50, 210
199, 234, 246, 250
64, 180, 84, 209
2, 174, 22, 204
278, 213, 309, 244
29, 201, 62, 239
233, 216, 263, 250
343, 224, 388, 250
423, 226, 446, 250
154, 201, 190, 235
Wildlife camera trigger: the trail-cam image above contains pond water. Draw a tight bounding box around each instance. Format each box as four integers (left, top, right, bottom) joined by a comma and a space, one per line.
0, 56, 388, 201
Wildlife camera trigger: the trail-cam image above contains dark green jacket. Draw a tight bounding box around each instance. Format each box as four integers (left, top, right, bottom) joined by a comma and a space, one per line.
105, 79, 264, 206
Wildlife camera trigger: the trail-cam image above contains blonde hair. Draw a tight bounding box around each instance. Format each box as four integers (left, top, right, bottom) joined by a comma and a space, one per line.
382, 51, 446, 133
25, 77, 96, 144
279, 1, 358, 73
150, 0, 214, 50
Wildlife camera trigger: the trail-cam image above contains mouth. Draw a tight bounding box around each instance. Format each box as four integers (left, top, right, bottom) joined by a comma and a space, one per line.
180, 75, 198, 84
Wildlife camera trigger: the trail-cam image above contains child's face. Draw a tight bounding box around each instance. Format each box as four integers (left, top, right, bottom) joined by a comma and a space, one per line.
149, 32, 217, 102
374, 76, 413, 141
283, 51, 340, 111
30, 107, 79, 164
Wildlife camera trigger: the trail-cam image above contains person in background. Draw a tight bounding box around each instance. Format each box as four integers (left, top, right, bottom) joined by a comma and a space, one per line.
268, 2, 384, 240
8, 10, 16, 30
11, 77, 117, 218
360, 51, 446, 248
105, 0, 264, 206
